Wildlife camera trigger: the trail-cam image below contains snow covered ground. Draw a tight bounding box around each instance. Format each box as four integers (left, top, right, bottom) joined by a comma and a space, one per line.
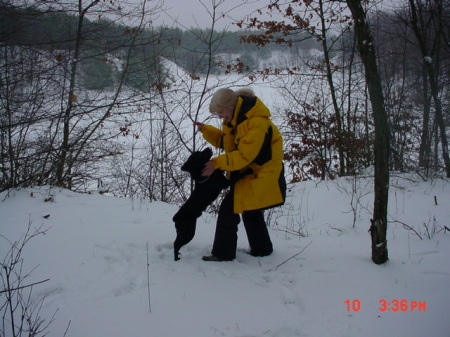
1, 175, 449, 337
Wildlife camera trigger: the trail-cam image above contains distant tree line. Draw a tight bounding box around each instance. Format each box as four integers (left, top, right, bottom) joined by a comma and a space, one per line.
0, 5, 319, 90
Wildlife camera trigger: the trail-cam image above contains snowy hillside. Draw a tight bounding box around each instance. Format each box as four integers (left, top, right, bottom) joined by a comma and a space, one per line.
1, 175, 449, 337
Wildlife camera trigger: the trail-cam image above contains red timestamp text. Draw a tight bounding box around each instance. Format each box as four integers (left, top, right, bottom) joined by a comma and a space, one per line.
345, 299, 427, 312
378, 299, 427, 312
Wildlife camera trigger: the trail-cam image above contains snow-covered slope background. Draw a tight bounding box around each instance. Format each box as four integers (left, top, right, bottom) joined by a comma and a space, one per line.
1, 174, 449, 337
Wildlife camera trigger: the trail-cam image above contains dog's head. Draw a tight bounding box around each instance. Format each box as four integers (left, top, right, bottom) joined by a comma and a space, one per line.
181, 147, 213, 181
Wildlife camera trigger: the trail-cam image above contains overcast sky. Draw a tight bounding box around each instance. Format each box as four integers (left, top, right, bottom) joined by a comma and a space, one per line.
151, 0, 269, 30
130, 0, 399, 30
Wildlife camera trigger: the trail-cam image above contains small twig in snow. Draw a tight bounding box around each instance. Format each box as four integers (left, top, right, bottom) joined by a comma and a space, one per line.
390, 220, 423, 240
276, 241, 312, 269
146, 242, 151, 313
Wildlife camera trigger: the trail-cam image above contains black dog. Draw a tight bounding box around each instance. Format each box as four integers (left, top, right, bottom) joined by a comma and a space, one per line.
173, 147, 229, 261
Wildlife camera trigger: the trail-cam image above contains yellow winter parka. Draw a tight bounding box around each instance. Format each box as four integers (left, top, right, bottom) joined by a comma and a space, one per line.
201, 95, 286, 214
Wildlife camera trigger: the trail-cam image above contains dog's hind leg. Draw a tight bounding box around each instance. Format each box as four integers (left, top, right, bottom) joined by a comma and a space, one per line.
173, 218, 196, 261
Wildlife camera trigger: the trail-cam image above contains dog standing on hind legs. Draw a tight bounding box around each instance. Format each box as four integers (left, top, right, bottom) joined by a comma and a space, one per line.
173, 147, 228, 261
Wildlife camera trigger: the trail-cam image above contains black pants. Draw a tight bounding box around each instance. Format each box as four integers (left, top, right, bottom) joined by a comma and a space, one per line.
211, 191, 273, 260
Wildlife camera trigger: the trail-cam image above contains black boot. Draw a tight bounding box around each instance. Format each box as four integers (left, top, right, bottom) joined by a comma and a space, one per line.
202, 255, 232, 262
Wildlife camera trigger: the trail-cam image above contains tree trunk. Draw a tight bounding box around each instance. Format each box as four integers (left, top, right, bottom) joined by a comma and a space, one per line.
418, 67, 431, 172
318, 0, 346, 176
347, 0, 390, 264
55, 0, 101, 187
408, 0, 450, 178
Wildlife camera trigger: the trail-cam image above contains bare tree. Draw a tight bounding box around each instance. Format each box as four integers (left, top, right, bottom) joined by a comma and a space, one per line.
239, 0, 374, 179
406, 0, 450, 178
103, 0, 248, 202
52, 0, 163, 188
0, 1, 164, 192
346, 0, 390, 264
1, 223, 55, 337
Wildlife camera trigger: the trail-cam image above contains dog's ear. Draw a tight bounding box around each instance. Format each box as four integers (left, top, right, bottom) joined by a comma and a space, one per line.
201, 147, 213, 161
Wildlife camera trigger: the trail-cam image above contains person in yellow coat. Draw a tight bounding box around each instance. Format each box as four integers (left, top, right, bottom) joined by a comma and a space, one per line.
195, 87, 286, 261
